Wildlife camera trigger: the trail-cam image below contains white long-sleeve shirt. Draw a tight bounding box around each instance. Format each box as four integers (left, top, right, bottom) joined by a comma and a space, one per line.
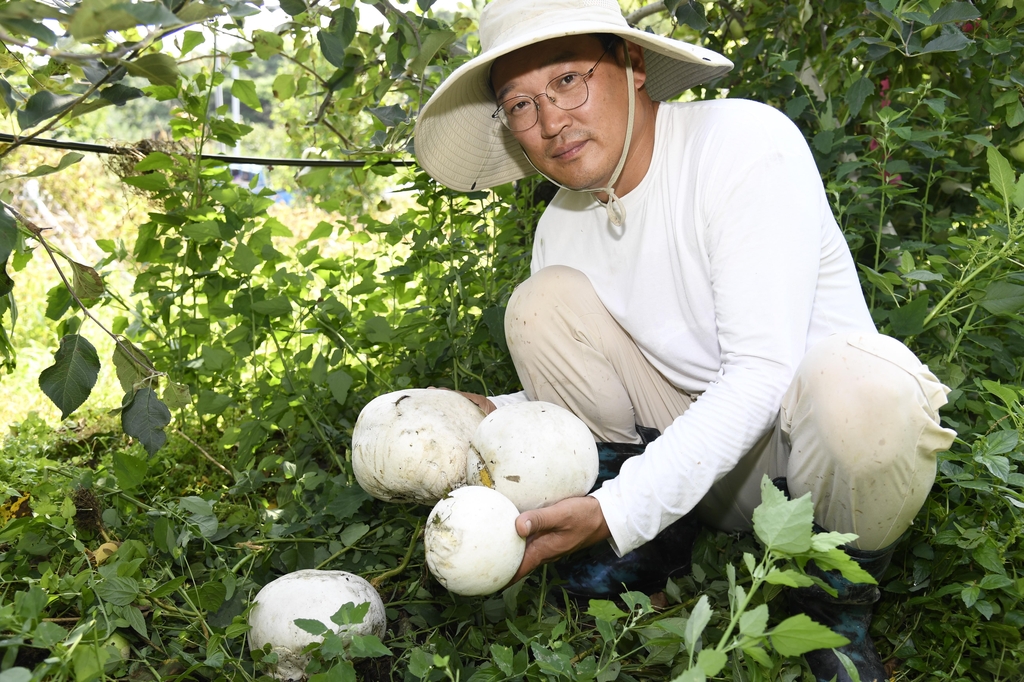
492, 99, 874, 555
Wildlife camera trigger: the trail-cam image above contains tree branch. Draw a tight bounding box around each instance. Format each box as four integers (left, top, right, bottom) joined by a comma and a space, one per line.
625, 0, 667, 26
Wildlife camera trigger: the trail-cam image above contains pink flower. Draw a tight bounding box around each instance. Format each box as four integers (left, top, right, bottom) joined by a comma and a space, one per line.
962, 21, 975, 32
880, 78, 891, 94
869, 139, 879, 151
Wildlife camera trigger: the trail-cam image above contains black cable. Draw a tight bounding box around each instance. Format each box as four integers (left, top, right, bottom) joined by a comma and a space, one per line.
0, 132, 418, 168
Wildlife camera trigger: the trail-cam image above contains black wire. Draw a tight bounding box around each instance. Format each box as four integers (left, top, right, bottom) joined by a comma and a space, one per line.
0, 132, 418, 168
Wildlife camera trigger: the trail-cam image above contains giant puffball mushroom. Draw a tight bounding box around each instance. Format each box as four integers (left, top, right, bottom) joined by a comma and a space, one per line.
352, 388, 485, 505
467, 401, 599, 512
248, 570, 386, 681
424, 486, 526, 596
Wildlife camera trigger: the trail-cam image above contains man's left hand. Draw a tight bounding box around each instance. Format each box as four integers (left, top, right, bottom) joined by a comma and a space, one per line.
509, 496, 611, 584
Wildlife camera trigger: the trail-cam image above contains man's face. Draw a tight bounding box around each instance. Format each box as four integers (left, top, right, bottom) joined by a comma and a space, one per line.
490, 36, 641, 192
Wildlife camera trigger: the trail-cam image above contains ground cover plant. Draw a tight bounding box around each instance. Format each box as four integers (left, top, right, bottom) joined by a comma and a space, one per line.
1, 0, 1024, 680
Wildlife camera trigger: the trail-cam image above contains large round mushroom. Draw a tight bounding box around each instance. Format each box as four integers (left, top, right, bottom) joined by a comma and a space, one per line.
248, 570, 385, 681
352, 389, 485, 504
424, 486, 525, 596
467, 401, 599, 511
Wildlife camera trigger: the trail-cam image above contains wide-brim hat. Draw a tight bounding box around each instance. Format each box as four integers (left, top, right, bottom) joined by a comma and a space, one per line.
413, 0, 733, 192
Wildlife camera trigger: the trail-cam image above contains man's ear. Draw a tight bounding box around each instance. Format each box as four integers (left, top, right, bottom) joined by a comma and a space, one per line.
623, 40, 648, 90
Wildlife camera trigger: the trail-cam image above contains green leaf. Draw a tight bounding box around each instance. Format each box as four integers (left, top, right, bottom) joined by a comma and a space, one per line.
162, 381, 191, 410
294, 618, 329, 635
279, 0, 306, 15
0, 204, 16, 266
339, 522, 369, 546
739, 603, 769, 638
179, 29, 204, 57
126, 605, 147, 638
845, 76, 874, 118
253, 29, 284, 59
272, 73, 296, 101
134, 151, 175, 171
112, 339, 152, 393
408, 29, 456, 75
769, 614, 849, 656
17, 91, 78, 130
318, 8, 357, 68
807, 548, 877, 585
1007, 100, 1024, 128
586, 600, 628, 622
888, 294, 929, 336
810, 531, 859, 552
673, 668, 706, 682
38, 334, 100, 419
73, 643, 109, 682
764, 568, 815, 587
1015, 175, 1024, 210
696, 648, 727, 676
113, 450, 148, 492
987, 146, 1017, 208
125, 53, 180, 86
752, 475, 813, 554
491, 644, 514, 675
15, 152, 83, 179
231, 79, 262, 112
121, 387, 171, 456
230, 242, 261, 273
150, 575, 187, 598
684, 595, 712, 655
70, 260, 104, 300
196, 390, 233, 415
928, 1, 981, 24
330, 601, 370, 627
95, 575, 140, 606
123, 173, 169, 191
326, 369, 353, 405
252, 296, 293, 317
348, 634, 391, 658
112, 1, 181, 28
981, 281, 1024, 315
919, 30, 971, 54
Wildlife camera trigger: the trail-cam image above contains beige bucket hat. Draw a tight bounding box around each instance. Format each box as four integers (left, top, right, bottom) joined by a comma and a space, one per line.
413, 0, 733, 192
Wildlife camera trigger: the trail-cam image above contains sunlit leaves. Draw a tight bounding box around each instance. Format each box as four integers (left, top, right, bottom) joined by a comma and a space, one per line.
38, 334, 100, 419
125, 54, 180, 87
987, 146, 1017, 210
231, 79, 262, 112
769, 614, 849, 656
752, 476, 813, 554
17, 91, 78, 130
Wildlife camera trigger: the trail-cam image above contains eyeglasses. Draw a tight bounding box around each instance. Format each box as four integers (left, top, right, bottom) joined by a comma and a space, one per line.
492, 45, 612, 132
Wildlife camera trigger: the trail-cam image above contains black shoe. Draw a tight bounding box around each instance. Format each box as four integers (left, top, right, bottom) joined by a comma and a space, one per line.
556, 426, 701, 600
775, 478, 893, 682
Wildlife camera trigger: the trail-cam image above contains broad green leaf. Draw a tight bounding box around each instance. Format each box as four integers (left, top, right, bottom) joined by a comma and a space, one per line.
672, 667, 705, 682
125, 54, 180, 86
769, 614, 849, 656
696, 648, 726, 676
134, 151, 175, 172
845, 76, 874, 118
752, 476, 813, 554
38, 334, 100, 419
684, 594, 712, 655
294, 618, 328, 635
987, 146, 1016, 208
739, 603, 769, 638
121, 387, 171, 455
70, 260, 104, 300
348, 634, 391, 658
185, 581, 226, 612
980, 281, 1024, 316
408, 29, 456, 75
162, 381, 191, 410
95, 575, 140, 606
810, 531, 859, 552
125, 606, 147, 638
327, 369, 353, 405
3, 17, 57, 44
112, 1, 181, 28
99, 83, 143, 105
928, 1, 981, 24
253, 29, 284, 59
181, 220, 221, 242
252, 296, 292, 316
973, 540, 1004, 574
1015, 175, 1024, 209
68, 0, 137, 40
113, 450, 148, 492
888, 294, 929, 336
32, 621, 67, 648
112, 339, 152, 392
318, 8, 357, 68
1007, 100, 1024, 128
73, 642, 110, 682
13, 152, 83, 179
179, 496, 213, 516
150, 575, 187, 598
339, 522, 369, 546
807, 548, 876, 585
586, 600, 628, 622
764, 568, 814, 587
231, 79, 262, 112
279, 0, 306, 15
491, 644, 514, 675
0, 204, 16, 266
740, 643, 773, 668
123, 173, 169, 191
17, 91, 77, 130
179, 29, 204, 57
330, 601, 370, 626
196, 390, 233, 415
272, 73, 296, 101
979, 425, 1018, 453
919, 30, 971, 54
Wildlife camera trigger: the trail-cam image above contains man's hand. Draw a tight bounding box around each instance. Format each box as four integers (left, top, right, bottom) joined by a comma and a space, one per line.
509, 496, 611, 584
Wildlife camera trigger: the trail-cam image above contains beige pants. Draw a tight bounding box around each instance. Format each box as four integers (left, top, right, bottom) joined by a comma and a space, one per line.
505, 266, 957, 550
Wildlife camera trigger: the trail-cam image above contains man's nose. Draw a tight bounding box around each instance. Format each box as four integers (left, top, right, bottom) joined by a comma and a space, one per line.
536, 97, 570, 137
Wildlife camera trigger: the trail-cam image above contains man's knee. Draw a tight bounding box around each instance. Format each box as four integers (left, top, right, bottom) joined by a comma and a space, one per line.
505, 266, 595, 352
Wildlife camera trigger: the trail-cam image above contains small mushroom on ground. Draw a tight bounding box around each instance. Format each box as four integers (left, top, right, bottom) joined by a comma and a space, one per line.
424, 486, 525, 596
352, 389, 485, 505
467, 401, 599, 511
248, 569, 386, 681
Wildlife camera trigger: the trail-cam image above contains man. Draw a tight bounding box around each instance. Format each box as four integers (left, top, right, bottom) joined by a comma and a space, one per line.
413, 0, 956, 680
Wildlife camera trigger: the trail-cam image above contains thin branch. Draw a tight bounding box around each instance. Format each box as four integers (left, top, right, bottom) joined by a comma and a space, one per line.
0, 26, 136, 62
173, 428, 232, 475
625, 0, 666, 26
0, 75, 112, 159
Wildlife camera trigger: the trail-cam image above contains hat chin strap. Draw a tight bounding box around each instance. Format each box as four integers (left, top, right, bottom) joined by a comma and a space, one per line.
526, 50, 635, 227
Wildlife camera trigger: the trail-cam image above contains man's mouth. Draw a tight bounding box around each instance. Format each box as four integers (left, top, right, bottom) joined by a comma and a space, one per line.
550, 139, 588, 160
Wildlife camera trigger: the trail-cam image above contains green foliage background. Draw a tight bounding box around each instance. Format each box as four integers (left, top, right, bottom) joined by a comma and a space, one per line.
1, 0, 1024, 680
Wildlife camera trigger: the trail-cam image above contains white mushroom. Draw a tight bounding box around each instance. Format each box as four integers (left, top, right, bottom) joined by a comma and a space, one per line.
467, 401, 599, 512
424, 486, 525, 596
352, 389, 485, 504
248, 570, 386, 681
